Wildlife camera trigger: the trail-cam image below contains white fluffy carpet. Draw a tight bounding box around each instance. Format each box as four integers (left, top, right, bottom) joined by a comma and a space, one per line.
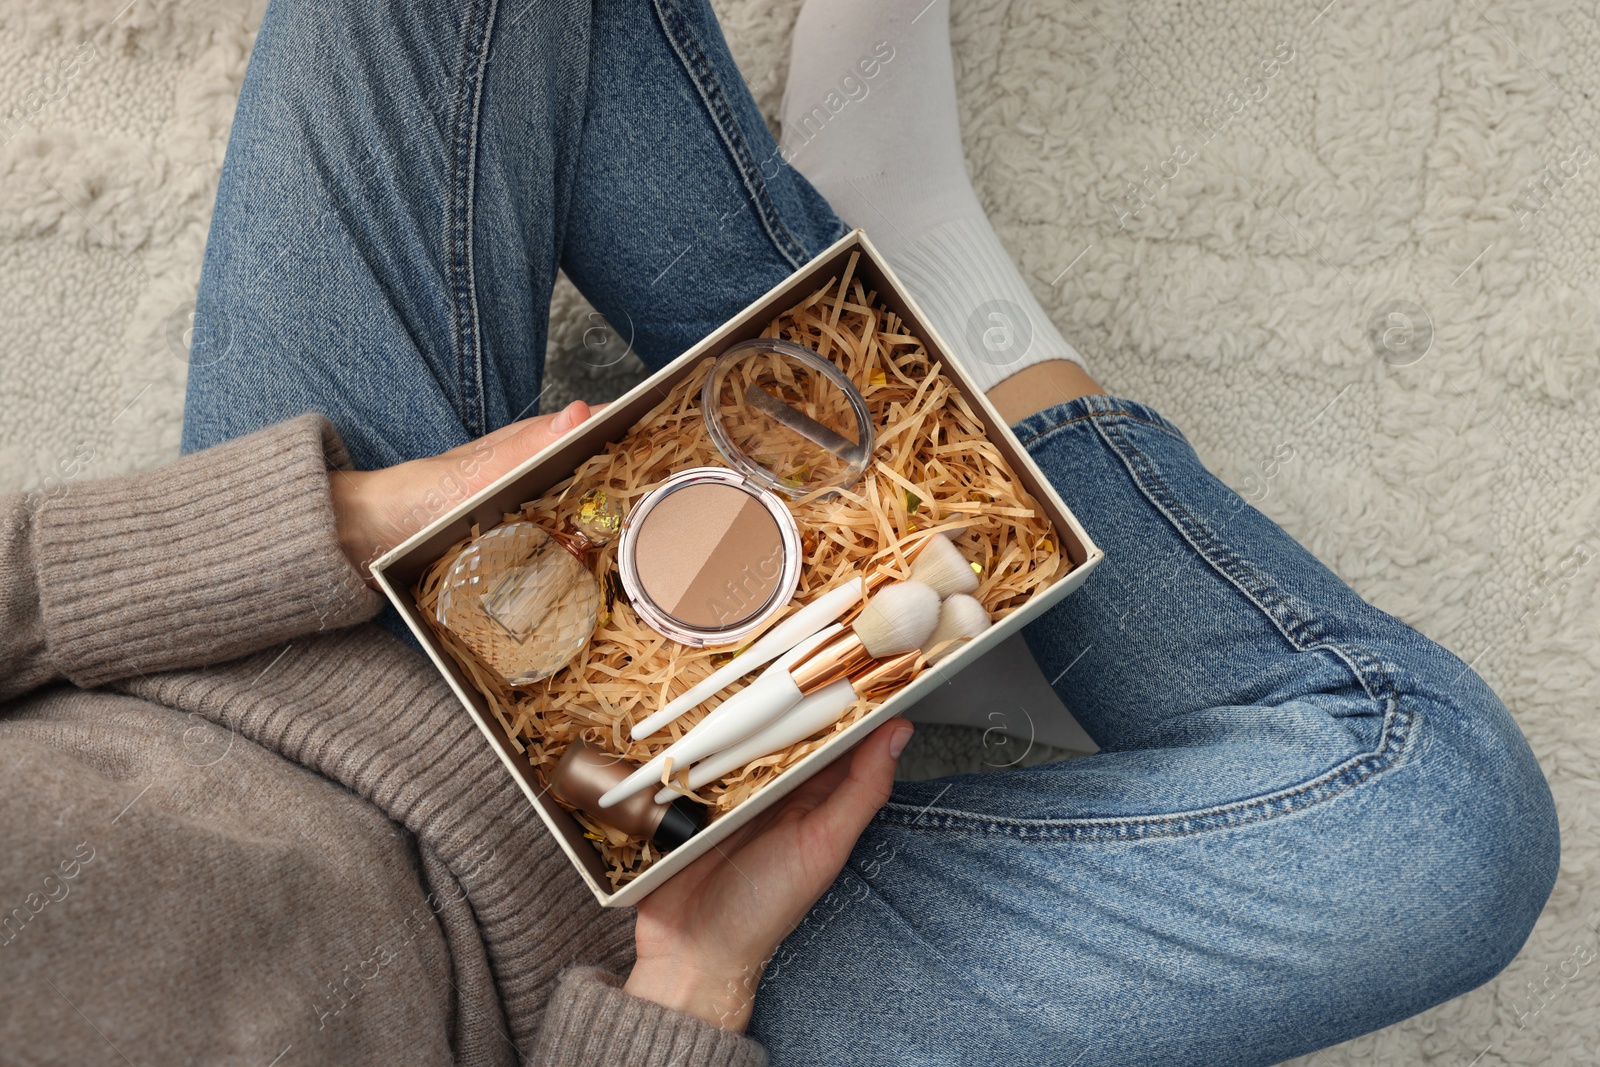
4, 0, 1598, 1063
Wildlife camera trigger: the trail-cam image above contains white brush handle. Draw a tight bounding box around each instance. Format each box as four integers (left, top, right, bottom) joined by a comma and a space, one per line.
655, 679, 857, 803
631, 580, 863, 741
598, 624, 841, 809
601, 671, 804, 808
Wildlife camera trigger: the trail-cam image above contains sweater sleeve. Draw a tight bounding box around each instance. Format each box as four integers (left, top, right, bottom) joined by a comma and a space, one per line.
534, 967, 769, 1067
0, 415, 382, 700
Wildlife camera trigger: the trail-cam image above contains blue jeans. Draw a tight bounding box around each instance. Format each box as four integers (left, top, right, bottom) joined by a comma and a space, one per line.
182, 1, 1559, 1064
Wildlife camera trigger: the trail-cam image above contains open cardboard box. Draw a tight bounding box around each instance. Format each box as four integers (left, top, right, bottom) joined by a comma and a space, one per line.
371, 229, 1104, 907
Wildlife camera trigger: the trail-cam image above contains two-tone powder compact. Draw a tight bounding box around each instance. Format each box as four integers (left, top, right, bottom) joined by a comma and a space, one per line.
616, 338, 874, 647
618, 467, 797, 644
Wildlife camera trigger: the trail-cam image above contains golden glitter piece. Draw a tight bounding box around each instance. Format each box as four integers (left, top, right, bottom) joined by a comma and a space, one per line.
573, 488, 622, 545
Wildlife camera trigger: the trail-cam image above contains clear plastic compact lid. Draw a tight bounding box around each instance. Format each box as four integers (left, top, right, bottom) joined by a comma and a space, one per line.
700, 338, 875, 499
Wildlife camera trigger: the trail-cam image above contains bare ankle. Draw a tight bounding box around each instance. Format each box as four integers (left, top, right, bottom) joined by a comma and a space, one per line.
984, 360, 1105, 424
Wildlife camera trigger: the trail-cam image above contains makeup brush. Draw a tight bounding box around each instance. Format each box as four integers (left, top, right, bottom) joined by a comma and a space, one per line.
910, 532, 980, 599
781, 579, 941, 689
924, 593, 992, 666
595, 623, 845, 811
598, 581, 941, 809
654, 650, 921, 803
630, 579, 866, 741
659, 593, 991, 802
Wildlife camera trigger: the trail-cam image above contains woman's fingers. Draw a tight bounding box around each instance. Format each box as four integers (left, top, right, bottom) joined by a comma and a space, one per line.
461, 400, 592, 489
335, 400, 602, 578
625, 724, 910, 1031
549, 399, 591, 433
799, 719, 910, 849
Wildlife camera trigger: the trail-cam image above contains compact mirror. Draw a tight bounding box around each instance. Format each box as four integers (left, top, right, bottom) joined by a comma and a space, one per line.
701, 337, 875, 499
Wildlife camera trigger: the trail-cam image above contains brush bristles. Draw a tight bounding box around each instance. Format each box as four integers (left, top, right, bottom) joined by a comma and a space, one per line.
911, 534, 980, 599
853, 581, 941, 657
926, 594, 991, 665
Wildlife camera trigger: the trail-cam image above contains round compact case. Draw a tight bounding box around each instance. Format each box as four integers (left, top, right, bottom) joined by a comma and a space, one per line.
617, 338, 875, 647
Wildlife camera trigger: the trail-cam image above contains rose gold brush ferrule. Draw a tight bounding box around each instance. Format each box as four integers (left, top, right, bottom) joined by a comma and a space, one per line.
801, 538, 940, 691
789, 631, 874, 694
850, 649, 923, 700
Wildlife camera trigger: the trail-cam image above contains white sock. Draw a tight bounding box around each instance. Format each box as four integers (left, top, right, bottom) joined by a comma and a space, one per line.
779, 0, 1086, 392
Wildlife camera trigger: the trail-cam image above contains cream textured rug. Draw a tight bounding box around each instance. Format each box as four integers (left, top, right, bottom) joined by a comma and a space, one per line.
3, 0, 1597, 1063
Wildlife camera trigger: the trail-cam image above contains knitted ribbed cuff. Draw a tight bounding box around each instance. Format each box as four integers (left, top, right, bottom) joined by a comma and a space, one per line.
889, 215, 1087, 393
533, 967, 768, 1067
32, 414, 381, 687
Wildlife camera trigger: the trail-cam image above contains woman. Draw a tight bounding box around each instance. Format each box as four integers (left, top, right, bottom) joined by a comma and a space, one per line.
2, 0, 1557, 1064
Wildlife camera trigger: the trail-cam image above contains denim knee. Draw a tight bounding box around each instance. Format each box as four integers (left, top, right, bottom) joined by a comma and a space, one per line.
1381, 673, 1559, 1005
1463, 736, 1559, 982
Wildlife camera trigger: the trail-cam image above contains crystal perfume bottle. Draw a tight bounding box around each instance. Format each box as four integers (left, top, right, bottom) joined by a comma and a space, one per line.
436, 490, 619, 686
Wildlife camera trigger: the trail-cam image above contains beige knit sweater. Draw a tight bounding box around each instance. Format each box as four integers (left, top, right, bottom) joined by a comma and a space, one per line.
0, 415, 767, 1066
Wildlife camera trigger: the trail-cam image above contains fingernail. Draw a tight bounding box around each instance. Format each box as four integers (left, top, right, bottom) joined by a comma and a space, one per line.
551, 400, 585, 433
888, 723, 913, 759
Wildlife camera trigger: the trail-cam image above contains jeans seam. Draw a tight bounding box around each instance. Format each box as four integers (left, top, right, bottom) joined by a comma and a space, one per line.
650, 0, 810, 269
883, 406, 1418, 841
1017, 408, 1188, 448
446, 0, 498, 439
1095, 410, 1401, 705
877, 728, 1405, 840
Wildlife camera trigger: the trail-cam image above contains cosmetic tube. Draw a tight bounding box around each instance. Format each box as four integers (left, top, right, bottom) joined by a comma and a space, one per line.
548, 741, 707, 851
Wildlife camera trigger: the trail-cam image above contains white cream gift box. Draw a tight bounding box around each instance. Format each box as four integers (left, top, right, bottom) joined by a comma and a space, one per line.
370, 228, 1104, 907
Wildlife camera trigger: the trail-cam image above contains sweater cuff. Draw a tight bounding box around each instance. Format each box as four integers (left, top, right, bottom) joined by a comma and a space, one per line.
32, 414, 382, 687
534, 967, 768, 1067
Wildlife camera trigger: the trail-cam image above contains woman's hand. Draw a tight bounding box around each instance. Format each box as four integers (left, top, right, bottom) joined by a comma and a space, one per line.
624, 718, 913, 1032
329, 400, 595, 579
